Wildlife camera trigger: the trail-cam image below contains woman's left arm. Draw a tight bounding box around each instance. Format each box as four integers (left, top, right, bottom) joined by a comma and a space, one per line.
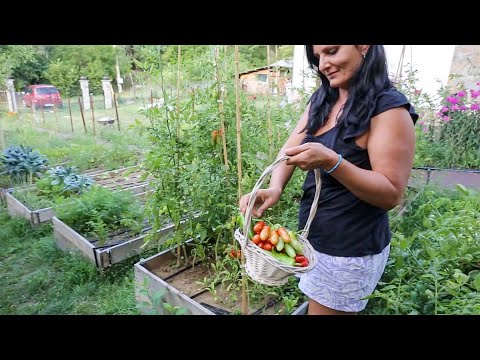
285, 107, 416, 210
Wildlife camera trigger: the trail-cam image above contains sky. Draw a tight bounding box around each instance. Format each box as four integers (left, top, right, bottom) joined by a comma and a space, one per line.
384, 45, 456, 99
291, 45, 457, 101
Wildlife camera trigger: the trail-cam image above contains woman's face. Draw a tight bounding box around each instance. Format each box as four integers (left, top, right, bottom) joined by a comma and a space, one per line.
312, 45, 369, 89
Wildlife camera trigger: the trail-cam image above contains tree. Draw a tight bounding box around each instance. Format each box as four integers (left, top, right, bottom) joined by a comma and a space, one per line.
0, 46, 36, 89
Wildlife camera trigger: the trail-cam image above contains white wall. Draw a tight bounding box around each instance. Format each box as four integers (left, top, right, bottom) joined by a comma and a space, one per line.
384, 45, 456, 99
289, 45, 317, 102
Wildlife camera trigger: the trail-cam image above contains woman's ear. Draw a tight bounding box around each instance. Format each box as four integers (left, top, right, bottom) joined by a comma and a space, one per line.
360, 45, 371, 56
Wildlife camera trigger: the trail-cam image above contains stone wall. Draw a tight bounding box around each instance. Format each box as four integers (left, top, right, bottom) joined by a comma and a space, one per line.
448, 45, 480, 91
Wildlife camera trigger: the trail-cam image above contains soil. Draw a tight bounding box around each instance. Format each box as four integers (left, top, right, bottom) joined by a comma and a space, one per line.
88, 225, 151, 248
147, 254, 293, 315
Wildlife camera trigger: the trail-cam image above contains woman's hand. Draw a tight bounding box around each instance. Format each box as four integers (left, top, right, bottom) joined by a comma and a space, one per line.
284, 142, 338, 171
239, 187, 283, 218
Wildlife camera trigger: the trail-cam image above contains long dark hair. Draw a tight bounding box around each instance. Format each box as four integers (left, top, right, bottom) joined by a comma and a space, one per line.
304, 45, 391, 135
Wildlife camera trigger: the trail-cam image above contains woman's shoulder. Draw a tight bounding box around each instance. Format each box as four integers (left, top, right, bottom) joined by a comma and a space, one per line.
372, 86, 418, 123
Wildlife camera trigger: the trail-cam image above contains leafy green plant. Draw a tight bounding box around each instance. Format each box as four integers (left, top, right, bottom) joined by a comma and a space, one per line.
136, 279, 188, 315
55, 186, 145, 244
0, 145, 48, 184
365, 184, 480, 315
45, 165, 94, 195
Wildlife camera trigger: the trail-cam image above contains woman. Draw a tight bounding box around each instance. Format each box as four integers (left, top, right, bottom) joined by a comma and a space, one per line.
239, 45, 418, 315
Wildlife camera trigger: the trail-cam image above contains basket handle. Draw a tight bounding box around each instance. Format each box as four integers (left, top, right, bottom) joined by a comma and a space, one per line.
242, 155, 321, 245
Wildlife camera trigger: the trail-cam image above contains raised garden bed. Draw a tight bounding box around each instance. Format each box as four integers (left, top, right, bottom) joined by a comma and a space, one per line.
90, 166, 150, 193
52, 211, 171, 270
410, 167, 480, 190
5, 166, 150, 225
135, 242, 308, 315
0, 186, 13, 202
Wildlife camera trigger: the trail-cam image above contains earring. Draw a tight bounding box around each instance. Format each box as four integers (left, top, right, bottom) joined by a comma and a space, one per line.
362, 52, 366, 59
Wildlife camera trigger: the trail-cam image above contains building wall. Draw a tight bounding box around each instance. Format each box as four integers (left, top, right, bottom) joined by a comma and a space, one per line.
239, 68, 289, 95
447, 45, 480, 91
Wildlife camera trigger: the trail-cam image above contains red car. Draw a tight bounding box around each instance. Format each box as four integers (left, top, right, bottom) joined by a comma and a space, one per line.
22, 84, 63, 109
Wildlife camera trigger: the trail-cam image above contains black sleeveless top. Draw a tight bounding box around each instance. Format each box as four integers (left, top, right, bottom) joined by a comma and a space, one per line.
298, 87, 418, 257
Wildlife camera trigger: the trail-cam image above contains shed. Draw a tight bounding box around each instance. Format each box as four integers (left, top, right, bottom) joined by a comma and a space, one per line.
239, 59, 293, 95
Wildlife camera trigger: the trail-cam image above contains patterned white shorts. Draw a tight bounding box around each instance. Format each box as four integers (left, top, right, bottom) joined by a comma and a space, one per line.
298, 244, 390, 313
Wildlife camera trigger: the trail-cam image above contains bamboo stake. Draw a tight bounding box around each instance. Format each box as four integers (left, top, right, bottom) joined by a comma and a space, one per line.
235, 45, 248, 316
53, 104, 59, 133
78, 96, 87, 134
90, 94, 96, 138
275, 45, 280, 103
175, 45, 182, 265
130, 73, 135, 99
214, 45, 229, 170
0, 117, 5, 150
266, 45, 273, 162
41, 106, 45, 126
113, 93, 121, 131
68, 97, 74, 133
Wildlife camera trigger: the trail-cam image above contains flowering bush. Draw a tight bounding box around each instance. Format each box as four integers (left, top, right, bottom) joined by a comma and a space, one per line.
413, 80, 480, 169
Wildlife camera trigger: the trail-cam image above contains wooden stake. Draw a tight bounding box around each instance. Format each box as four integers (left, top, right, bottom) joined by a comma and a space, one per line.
175, 45, 182, 265
0, 117, 5, 150
214, 45, 229, 170
90, 94, 96, 138
275, 45, 280, 103
53, 104, 59, 133
235, 45, 248, 316
113, 93, 121, 131
68, 97, 74, 133
266, 45, 273, 162
41, 106, 45, 126
78, 96, 87, 134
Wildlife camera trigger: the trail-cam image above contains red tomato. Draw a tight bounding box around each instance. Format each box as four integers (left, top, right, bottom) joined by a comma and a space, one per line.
263, 243, 273, 251
229, 249, 242, 259
300, 258, 309, 267
253, 221, 265, 234
269, 231, 279, 246
252, 234, 261, 245
260, 226, 270, 241
295, 255, 306, 263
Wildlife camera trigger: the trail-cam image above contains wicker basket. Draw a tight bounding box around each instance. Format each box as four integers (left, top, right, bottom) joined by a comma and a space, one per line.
235, 155, 321, 286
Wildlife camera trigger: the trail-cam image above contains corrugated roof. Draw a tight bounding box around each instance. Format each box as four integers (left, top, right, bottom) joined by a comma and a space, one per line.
239, 58, 293, 76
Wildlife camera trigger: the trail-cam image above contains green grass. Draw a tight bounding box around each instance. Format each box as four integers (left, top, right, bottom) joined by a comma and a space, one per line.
0, 204, 141, 315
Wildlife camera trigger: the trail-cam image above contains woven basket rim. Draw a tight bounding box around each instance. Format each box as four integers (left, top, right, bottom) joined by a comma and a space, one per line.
235, 228, 317, 274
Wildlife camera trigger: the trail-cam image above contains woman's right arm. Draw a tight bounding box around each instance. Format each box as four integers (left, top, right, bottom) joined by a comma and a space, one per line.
239, 103, 310, 217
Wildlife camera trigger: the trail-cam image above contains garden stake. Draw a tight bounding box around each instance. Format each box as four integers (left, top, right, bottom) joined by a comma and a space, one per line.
234, 45, 249, 315
275, 45, 280, 104
90, 94, 96, 138
67, 97, 74, 133
78, 96, 87, 134
53, 104, 59, 133
113, 93, 121, 131
175, 45, 182, 265
41, 105, 45, 126
266, 45, 273, 162
214, 45, 229, 170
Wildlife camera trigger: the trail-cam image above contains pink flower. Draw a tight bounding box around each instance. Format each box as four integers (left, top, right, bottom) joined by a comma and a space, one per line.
446, 96, 459, 104
452, 105, 460, 111
442, 115, 451, 122
441, 106, 450, 112
457, 90, 466, 97
471, 103, 480, 111
460, 105, 467, 111
414, 89, 422, 95
418, 120, 424, 125
422, 126, 429, 133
